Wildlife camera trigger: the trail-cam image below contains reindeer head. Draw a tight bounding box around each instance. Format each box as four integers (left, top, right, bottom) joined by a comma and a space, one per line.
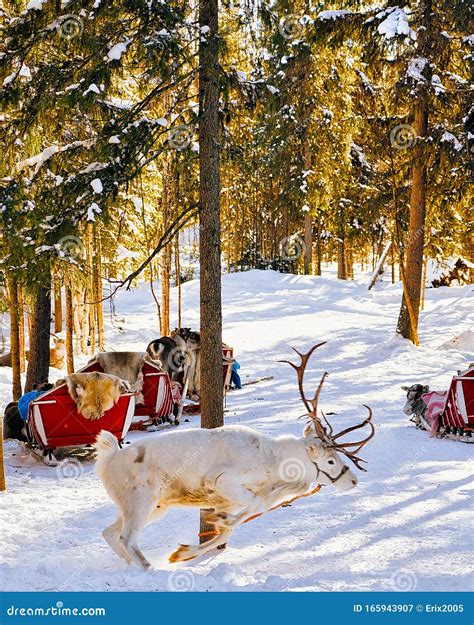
401, 384, 429, 416
281, 342, 375, 491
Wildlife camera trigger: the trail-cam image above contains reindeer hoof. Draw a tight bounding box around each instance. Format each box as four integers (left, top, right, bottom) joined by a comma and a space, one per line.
169, 544, 196, 563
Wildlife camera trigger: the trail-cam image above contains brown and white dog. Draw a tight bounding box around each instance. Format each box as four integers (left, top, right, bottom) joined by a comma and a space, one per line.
146, 337, 185, 380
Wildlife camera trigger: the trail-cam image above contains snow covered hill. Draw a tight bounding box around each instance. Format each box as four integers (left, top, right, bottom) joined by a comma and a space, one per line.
1, 268, 473, 592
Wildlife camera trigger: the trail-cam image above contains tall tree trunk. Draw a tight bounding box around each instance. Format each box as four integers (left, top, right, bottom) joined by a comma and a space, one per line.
0, 414, 5, 491
94, 227, 105, 350
464, 229, 474, 283
303, 212, 312, 274
88, 299, 96, 354
65, 275, 74, 374
18, 289, 26, 374
175, 237, 182, 328
346, 244, 354, 280
160, 251, 171, 335
315, 216, 322, 276
86, 226, 96, 354
391, 237, 396, 284
337, 240, 347, 280
7, 274, 22, 400
25, 274, 51, 392
73, 288, 83, 355
420, 255, 428, 311
396, 0, 431, 344
199, 0, 223, 543
54, 276, 62, 334
396, 104, 429, 343
91, 226, 104, 350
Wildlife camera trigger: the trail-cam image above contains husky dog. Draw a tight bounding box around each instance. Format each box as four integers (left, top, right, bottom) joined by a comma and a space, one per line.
171, 328, 201, 398
146, 336, 185, 380
402, 384, 430, 429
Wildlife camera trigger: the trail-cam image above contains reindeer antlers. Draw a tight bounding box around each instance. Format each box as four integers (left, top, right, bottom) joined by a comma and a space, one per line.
279, 342, 327, 427
281, 343, 375, 472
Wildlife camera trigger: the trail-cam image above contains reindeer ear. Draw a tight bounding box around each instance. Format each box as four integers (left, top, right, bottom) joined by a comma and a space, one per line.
306, 441, 323, 456
423, 385, 429, 393
303, 423, 313, 438
401, 386, 409, 391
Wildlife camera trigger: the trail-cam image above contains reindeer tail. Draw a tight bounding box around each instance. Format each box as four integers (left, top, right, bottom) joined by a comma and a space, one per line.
95, 430, 119, 462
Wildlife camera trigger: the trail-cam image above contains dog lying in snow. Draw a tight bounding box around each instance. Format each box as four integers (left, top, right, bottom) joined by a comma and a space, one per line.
56, 372, 130, 420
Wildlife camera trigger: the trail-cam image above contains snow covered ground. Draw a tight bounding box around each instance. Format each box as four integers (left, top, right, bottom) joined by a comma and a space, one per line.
1, 267, 473, 592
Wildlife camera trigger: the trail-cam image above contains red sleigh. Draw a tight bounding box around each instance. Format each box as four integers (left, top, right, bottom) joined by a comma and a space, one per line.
27, 383, 135, 456
25, 346, 235, 456
79, 357, 176, 428
421, 365, 474, 442
440, 366, 474, 440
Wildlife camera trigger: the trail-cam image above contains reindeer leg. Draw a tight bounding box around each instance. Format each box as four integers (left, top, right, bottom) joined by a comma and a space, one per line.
102, 517, 132, 564
169, 514, 234, 563
118, 499, 161, 570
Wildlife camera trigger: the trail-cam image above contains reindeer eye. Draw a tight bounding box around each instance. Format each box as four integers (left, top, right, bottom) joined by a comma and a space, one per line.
327, 459, 335, 465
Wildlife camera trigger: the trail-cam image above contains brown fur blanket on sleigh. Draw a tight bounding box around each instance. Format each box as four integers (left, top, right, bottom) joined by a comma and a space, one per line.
91, 351, 158, 404
56, 372, 130, 420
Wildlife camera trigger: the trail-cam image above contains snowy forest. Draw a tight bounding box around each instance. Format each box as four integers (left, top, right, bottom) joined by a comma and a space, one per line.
0, 0, 473, 596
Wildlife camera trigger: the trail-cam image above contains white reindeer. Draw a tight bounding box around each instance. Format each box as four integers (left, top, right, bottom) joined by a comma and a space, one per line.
95, 343, 374, 569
